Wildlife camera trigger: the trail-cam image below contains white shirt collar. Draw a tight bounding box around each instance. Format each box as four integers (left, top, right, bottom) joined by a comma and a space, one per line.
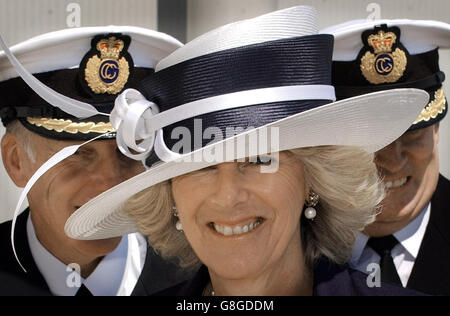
393, 203, 431, 258
27, 214, 146, 296
116, 232, 148, 296
83, 235, 128, 296
351, 203, 431, 264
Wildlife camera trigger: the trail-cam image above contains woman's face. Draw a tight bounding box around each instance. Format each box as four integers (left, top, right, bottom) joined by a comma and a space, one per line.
171, 152, 307, 280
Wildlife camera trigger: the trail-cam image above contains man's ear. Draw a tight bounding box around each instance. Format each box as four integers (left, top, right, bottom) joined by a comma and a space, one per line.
1, 133, 30, 188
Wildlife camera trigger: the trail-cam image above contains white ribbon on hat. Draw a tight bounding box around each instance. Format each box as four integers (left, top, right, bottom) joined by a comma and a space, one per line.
111, 89, 160, 161
111, 85, 336, 161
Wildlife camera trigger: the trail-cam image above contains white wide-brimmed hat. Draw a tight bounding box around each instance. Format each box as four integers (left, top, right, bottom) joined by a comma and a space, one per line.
3, 7, 427, 240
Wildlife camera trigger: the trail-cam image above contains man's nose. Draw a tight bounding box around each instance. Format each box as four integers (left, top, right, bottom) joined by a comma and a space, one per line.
375, 140, 407, 175
88, 157, 125, 193
209, 163, 250, 210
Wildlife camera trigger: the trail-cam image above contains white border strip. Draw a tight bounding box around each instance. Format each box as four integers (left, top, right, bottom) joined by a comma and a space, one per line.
150, 85, 336, 131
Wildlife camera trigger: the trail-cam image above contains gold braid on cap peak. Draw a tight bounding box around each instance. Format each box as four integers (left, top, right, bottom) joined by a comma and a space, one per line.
26, 117, 115, 134
413, 89, 447, 125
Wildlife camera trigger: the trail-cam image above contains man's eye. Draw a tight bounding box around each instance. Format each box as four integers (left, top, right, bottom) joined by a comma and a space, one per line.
72, 149, 95, 159
69, 149, 83, 157
402, 131, 424, 144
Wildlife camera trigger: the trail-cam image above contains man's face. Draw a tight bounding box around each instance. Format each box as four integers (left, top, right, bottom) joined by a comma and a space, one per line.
22, 134, 144, 262
366, 124, 440, 237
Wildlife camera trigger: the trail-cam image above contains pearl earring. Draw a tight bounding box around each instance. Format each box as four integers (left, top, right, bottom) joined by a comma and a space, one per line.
173, 206, 183, 231
305, 191, 319, 221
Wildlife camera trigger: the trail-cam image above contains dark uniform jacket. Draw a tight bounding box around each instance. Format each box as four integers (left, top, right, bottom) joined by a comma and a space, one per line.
151, 259, 425, 296
0, 208, 187, 296
406, 174, 450, 295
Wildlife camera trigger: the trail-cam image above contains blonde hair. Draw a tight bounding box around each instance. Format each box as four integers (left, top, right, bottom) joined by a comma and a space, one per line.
124, 146, 383, 269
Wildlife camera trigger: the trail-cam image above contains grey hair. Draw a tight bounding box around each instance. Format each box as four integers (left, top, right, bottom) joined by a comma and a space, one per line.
5, 120, 37, 163
124, 146, 384, 270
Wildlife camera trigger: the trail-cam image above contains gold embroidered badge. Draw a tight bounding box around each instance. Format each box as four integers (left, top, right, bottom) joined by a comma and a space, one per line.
85, 36, 130, 94
360, 29, 407, 85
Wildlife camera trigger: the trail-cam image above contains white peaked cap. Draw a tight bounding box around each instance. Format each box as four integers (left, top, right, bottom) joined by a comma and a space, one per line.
321, 19, 450, 61
0, 26, 183, 82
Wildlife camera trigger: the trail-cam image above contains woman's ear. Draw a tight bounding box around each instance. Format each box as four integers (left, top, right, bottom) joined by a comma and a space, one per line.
1, 133, 30, 188
304, 179, 311, 199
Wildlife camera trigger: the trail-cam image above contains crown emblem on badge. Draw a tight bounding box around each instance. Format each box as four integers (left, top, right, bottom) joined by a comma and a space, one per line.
368, 30, 396, 54
360, 26, 407, 85
82, 35, 132, 95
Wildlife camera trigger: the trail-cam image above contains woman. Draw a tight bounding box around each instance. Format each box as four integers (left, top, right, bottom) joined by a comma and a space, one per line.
127, 147, 392, 296
63, 6, 428, 295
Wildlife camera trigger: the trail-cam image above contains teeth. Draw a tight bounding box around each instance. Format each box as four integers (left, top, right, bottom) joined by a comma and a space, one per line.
385, 177, 407, 189
213, 223, 224, 235
223, 226, 233, 236
233, 226, 243, 235
213, 218, 263, 236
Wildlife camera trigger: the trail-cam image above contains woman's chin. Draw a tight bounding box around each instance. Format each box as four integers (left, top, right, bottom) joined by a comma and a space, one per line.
206, 259, 264, 281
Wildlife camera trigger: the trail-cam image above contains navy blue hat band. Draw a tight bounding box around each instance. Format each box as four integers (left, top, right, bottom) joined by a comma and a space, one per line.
140, 34, 334, 112
140, 35, 335, 166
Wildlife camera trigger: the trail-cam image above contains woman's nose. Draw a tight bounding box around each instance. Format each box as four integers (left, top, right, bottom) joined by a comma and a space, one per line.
209, 163, 250, 209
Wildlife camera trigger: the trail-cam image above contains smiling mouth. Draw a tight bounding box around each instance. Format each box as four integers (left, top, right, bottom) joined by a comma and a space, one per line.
385, 177, 409, 189
209, 217, 265, 237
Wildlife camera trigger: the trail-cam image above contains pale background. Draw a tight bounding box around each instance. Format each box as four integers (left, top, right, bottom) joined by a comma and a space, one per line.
1, 0, 449, 223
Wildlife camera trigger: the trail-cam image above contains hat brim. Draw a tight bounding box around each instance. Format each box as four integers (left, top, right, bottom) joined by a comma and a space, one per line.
65, 88, 429, 240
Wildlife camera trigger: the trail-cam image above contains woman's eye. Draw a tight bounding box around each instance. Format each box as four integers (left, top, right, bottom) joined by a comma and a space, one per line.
248, 155, 272, 165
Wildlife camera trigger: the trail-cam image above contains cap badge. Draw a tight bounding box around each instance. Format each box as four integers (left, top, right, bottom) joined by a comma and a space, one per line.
82, 35, 132, 95
360, 26, 407, 84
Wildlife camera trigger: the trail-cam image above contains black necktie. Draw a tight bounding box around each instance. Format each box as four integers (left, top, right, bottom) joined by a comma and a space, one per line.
368, 235, 403, 286
75, 284, 94, 296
